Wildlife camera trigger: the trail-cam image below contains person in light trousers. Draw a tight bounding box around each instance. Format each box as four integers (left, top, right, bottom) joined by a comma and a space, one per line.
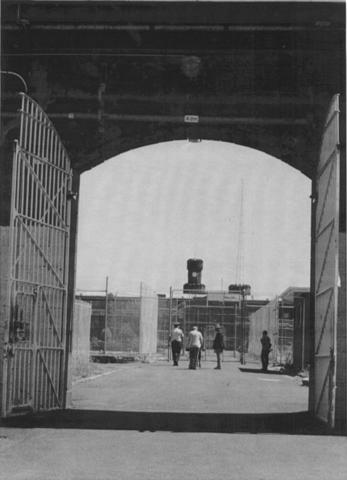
187, 326, 203, 370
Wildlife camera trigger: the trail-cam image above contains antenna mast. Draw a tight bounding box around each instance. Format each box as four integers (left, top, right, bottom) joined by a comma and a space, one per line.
235, 180, 244, 284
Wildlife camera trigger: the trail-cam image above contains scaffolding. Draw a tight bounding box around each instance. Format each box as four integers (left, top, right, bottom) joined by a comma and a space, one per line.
77, 282, 158, 355
165, 288, 247, 362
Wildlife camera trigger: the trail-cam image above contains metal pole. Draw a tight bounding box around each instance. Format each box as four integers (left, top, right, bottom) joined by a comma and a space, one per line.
168, 286, 172, 362
233, 303, 237, 358
274, 296, 279, 365
301, 298, 305, 370
278, 299, 282, 365
241, 290, 246, 365
104, 276, 108, 354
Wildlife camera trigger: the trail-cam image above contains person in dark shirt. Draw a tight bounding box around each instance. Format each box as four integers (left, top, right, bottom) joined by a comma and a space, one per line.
260, 330, 272, 371
212, 324, 224, 370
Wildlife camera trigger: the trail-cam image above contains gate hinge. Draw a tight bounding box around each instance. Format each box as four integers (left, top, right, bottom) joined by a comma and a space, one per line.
310, 193, 318, 203
67, 191, 78, 201
3, 342, 14, 358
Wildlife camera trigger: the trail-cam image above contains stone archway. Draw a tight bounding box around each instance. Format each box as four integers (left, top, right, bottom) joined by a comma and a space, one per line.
1, 0, 345, 432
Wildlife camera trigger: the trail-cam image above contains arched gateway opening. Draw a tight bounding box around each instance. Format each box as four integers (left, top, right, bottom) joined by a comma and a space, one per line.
71, 140, 311, 421
0, 1, 345, 434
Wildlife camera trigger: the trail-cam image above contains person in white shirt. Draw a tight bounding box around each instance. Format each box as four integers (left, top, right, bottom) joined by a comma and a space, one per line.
187, 326, 204, 370
171, 322, 184, 366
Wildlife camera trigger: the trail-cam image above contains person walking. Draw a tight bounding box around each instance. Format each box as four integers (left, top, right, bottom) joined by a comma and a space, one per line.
260, 330, 272, 371
197, 327, 205, 368
187, 326, 204, 370
170, 321, 184, 366
213, 324, 224, 370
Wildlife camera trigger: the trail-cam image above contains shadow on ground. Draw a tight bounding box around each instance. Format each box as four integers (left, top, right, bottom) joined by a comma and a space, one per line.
239, 368, 285, 375
2, 410, 330, 435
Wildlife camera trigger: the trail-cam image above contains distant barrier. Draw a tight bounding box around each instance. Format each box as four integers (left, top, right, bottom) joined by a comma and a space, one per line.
71, 300, 92, 377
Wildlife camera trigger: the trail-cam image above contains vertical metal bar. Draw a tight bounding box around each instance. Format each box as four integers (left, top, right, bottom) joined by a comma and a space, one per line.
27, 99, 34, 159
32, 103, 38, 158
24, 96, 30, 152
36, 111, 44, 223
12, 147, 20, 278
48, 350, 52, 409
31, 287, 38, 411
240, 291, 245, 365
46, 295, 50, 409
21, 95, 27, 151
42, 116, 48, 220
168, 287, 172, 361
33, 110, 41, 292
23, 152, 30, 228
233, 303, 237, 357
25, 295, 30, 405
61, 167, 72, 407
24, 348, 28, 405
58, 138, 63, 170
49, 347, 52, 409
18, 94, 25, 146
56, 179, 63, 277
42, 117, 49, 223
27, 108, 35, 286
38, 356, 43, 411
22, 95, 28, 151
37, 108, 43, 163
56, 169, 61, 227
104, 276, 109, 353
46, 156, 52, 285
53, 134, 58, 226
55, 343, 59, 407
18, 146, 24, 221
43, 350, 47, 411
21, 102, 28, 220
15, 311, 20, 406
47, 128, 53, 226
28, 103, 35, 223
18, 348, 24, 405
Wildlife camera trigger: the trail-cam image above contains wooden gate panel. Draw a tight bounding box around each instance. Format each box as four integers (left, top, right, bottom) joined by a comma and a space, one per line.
314, 95, 340, 427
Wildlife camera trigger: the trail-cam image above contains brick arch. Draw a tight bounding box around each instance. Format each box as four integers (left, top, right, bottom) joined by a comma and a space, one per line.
74, 120, 317, 179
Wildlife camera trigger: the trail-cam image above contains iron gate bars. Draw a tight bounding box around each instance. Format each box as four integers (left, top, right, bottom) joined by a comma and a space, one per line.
6, 92, 72, 414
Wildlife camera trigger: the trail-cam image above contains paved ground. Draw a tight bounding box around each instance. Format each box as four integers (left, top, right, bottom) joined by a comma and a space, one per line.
1, 356, 346, 480
0, 427, 346, 480
71, 356, 308, 413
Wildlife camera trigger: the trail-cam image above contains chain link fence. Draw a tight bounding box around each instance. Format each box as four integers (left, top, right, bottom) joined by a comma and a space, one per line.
79, 284, 158, 355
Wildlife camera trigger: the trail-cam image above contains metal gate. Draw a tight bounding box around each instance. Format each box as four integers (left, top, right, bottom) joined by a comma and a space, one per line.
314, 95, 340, 428
2, 93, 72, 416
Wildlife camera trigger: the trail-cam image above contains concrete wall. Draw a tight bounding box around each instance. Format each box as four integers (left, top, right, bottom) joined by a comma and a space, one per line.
248, 300, 277, 365
139, 286, 158, 355
70, 300, 92, 378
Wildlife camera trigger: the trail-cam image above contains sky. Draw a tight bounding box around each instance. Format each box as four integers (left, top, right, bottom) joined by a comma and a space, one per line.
76, 140, 311, 299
